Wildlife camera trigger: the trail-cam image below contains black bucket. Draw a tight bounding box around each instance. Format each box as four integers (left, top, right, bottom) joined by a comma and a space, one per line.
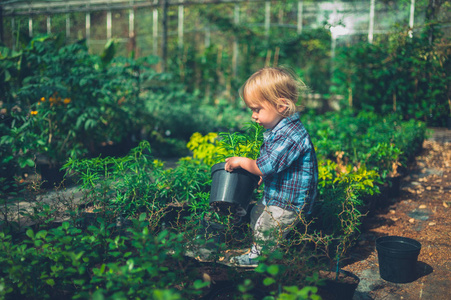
209, 162, 259, 215
376, 236, 421, 283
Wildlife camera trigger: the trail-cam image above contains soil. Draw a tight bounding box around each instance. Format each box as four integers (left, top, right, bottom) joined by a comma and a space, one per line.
342, 128, 451, 300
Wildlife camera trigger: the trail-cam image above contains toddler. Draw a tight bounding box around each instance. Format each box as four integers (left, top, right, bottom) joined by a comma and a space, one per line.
224, 67, 318, 267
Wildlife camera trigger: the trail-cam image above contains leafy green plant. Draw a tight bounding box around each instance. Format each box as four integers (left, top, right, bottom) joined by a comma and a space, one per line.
313, 158, 380, 277
332, 24, 449, 126
0, 215, 208, 299
64, 141, 162, 218
216, 122, 265, 161
187, 122, 264, 167
365, 143, 403, 179
0, 35, 166, 180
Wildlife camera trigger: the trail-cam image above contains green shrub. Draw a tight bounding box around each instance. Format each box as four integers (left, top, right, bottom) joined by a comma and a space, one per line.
332, 25, 449, 126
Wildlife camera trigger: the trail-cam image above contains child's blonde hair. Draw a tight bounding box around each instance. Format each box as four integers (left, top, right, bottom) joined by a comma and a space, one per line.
240, 67, 308, 117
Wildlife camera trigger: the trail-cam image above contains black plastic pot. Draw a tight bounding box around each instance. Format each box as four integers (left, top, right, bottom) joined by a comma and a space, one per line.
317, 269, 360, 300
209, 162, 259, 215
376, 236, 422, 283
387, 175, 401, 198
39, 163, 65, 189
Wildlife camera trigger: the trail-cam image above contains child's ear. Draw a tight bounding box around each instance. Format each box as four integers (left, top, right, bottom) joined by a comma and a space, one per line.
277, 98, 288, 113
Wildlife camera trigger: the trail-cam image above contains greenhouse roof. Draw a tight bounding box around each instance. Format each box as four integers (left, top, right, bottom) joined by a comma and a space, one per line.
0, 0, 375, 17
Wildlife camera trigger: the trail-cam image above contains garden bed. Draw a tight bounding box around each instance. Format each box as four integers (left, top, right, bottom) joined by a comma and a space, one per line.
344, 137, 451, 300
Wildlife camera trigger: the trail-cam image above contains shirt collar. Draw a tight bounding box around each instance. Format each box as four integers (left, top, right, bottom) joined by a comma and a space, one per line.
264, 112, 300, 139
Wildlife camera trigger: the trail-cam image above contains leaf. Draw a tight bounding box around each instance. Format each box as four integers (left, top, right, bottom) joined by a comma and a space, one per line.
19, 158, 35, 168
92, 290, 105, 300
267, 265, 279, 276
193, 279, 210, 289
62, 222, 70, 230
127, 259, 134, 271
26, 229, 34, 239
263, 277, 276, 286
139, 213, 147, 221
4, 69, 11, 81
46, 279, 55, 287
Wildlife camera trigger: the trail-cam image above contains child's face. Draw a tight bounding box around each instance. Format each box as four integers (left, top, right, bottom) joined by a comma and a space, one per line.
248, 101, 284, 130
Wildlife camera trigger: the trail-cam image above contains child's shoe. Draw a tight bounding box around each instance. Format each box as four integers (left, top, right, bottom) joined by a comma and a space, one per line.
229, 252, 259, 268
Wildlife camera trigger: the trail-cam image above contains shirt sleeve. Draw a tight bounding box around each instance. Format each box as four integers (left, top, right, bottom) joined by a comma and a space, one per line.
257, 135, 304, 177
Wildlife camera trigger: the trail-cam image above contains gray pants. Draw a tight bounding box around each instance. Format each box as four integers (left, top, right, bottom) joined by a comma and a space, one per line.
249, 202, 300, 255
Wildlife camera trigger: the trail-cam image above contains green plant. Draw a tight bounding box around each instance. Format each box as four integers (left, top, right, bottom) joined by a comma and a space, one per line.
155, 158, 211, 211
332, 23, 449, 126
365, 143, 403, 179
1, 35, 167, 178
64, 141, 162, 218
187, 122, 264, 167
216, 122, 265, 161
314, 158, 380, 276
0, 215, 208, 299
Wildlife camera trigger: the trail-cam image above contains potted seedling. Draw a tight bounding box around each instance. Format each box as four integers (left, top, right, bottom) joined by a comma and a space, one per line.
365, 142, 403, 200
209, 122, 264, 216
317, 215, 361, 300
313, 161, 377, 299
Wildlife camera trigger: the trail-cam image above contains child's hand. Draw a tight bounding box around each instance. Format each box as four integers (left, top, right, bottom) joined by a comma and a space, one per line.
225, 157, 263, 176
224, 157, 242, 172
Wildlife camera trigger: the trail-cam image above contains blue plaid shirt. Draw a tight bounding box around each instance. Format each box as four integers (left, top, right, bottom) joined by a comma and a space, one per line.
256, 112, 318, 212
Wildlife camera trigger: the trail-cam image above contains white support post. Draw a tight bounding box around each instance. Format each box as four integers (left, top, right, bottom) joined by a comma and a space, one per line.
28, 17, 33, 37
409, 0, 415, 38
265, 1, 270, 37
11, 17, 15, 51
47, 16, 51, 34
178, 5, 184, 50
232, 4, 240, 78
66, 13, 70, 40
86, 12, 91, 41
66, 5, 70, 40
152, 7, 158, 55
107, 10, 112, 40
368, 0, 375, 44
129, 7, 134, 38
297, 1, 303, 34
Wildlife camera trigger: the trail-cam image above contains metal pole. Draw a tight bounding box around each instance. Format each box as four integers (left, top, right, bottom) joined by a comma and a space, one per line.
86, 12, 91, 41
232, 4, 240, 78
129, 4, 134, 38
178, 5, 184, 50
107, 10, 112, 39
368, 0, 375, 44
11, 17, 15, 51
152, 5, 158, 56
265, 1, 270, 38
297, 1, 303, 34
29, 16, 33, 37
107, 11, 112, 40
409, 0, 415, 38
161, 0, 168, 71
66, 12, 70, 40
47, 15, 51, 34
128, 2, 135, 55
